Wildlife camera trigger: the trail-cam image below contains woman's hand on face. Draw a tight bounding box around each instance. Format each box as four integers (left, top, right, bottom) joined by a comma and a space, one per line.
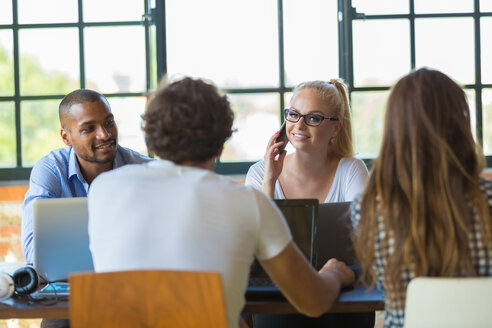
263, 131, 287, 184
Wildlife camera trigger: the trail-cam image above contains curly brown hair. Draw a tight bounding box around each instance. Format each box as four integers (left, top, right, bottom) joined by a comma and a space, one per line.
142, 77, 234, 163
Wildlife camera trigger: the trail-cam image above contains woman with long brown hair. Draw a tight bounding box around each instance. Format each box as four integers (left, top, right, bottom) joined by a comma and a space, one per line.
351, 68, 492, 327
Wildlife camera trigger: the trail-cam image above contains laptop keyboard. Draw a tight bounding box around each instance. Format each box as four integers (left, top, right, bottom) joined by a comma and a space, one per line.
249, 277, 275, 287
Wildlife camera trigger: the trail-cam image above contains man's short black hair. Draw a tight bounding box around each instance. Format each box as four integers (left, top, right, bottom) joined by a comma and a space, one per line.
59, 89, 110, 128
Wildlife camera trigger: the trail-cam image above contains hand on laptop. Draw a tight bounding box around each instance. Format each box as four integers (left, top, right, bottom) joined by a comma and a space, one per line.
319, 258, 355, 288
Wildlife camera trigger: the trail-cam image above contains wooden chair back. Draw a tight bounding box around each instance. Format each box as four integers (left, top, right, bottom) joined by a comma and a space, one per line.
69, 270, 227, 328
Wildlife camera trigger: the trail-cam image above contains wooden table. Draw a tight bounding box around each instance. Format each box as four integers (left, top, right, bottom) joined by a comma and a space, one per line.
0, 296, 69, 319
243, 285, 384, 314
0, 285, 383, 320
0, 262, 384, 319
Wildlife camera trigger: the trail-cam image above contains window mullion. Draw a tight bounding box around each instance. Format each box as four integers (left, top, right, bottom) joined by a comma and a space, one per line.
13, 0, 22, 168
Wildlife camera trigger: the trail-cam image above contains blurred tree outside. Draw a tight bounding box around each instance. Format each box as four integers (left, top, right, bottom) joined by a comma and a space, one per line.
351, 91, 389, 158
0, 44, 70, 168
20, 53, 77, 96
0, 45, 14, 95
21, 99, 65, 166
483, 94, 492, 154
0, 46, 69, 327
0, 102, 15, 167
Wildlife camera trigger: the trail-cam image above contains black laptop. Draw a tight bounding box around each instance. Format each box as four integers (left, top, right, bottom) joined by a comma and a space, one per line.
316, 202, 358, 269
247, 199, 319, 295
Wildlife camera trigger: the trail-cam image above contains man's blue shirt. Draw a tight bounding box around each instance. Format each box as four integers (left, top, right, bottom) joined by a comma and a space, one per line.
21, 145, 152, 264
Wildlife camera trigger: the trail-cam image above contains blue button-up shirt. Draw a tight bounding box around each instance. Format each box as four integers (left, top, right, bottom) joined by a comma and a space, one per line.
21, 145, 152, 264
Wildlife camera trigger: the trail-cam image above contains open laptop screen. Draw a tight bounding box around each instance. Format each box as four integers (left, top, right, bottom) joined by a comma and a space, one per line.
317, 202, 357, 269
33, 197, 94, 282
249, 199, 319, 287
274, 199, 319, 263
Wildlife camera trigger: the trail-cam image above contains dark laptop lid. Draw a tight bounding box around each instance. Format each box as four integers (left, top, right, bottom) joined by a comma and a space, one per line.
316, 201, 358, 269
273, 199, 319, 264
248, 199, 319, 289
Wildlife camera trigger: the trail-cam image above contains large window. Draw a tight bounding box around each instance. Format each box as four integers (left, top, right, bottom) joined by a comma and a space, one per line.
164, 0, 339, 173
2, 0, 492, 180
348, 0, 492, 162
0, 0, 154, 180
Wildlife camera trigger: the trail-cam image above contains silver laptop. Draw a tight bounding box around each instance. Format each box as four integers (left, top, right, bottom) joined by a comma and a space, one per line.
316, 202, 358, 269
33, 197, 94, 282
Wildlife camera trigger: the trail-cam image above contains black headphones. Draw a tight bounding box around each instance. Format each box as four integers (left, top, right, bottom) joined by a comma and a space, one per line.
0, 266, 39, 300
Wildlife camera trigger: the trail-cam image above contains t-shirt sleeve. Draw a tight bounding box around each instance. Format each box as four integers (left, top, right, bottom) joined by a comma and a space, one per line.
245, 161, 265, 192
253, 190, 292, 260
343, 159, 369, 201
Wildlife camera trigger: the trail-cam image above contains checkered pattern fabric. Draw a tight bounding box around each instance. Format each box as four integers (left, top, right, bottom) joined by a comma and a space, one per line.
351, 178, 492, 328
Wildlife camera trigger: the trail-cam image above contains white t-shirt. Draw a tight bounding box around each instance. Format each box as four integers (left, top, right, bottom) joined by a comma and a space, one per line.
245, 157, 369, 202
88, 160, 292, 328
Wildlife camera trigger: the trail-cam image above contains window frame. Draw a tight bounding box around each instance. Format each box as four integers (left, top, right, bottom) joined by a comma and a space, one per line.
343, 0, 492, 167
2, 0, 492, 181
0, 0, 154, 181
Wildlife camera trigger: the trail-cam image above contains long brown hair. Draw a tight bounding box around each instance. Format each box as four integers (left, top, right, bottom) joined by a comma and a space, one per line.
354, 68, 491, 302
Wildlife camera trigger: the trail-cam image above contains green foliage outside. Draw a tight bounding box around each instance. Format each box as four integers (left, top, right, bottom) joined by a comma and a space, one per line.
351, 90, 492, 159
483, 94, 492, 154
351, 91, 389, 158
0, 46, 14, 96
20, 53, 77, 96
0, 103, 15, 167
21, 100, 65, 166
0, 44, 71, 168
1, 42, 492, 169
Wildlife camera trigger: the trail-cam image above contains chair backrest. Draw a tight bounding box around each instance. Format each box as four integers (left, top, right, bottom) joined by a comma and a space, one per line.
404, 277, 492, 328
69, 270, 228, 328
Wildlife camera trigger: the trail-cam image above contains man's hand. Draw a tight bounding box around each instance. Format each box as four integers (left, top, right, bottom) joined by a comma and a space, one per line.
319, 258, 355, 288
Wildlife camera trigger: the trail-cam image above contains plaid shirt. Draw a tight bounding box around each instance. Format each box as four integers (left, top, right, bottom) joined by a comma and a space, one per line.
350, 178, 492, 328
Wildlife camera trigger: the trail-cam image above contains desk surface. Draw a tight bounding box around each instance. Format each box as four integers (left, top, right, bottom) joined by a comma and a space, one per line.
243, 285, 384, 314
0, 285, 383, 319
0, 296, 69, 319
0, 263, 384, 319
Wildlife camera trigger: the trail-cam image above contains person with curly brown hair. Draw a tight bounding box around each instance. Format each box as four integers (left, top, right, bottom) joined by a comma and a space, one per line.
87, 77, 355, 328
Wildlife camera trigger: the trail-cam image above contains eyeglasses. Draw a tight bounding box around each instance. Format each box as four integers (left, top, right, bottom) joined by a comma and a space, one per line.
283, 108, 339, 127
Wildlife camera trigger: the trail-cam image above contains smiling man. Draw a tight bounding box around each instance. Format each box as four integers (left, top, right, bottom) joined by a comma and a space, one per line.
21, 89, 152, 264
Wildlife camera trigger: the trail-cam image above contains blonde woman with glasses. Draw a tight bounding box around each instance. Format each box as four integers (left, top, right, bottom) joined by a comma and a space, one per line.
246, 80, 373, 328
246, 79, 368, 206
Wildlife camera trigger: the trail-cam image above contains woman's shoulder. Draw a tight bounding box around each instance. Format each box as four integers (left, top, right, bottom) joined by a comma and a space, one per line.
245, 160, 266, 187
339, 156, 366, 166
338, 157, 369, 175
246, 160, 265, 176
249, 159, 265, 170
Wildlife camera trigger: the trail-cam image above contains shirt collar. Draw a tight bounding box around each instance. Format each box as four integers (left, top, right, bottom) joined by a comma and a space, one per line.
112, 145, 125, 168
68, 147, 87, 184
148, 158, 178, 169
148, 159, 212, 175
68, 145, 123, 183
